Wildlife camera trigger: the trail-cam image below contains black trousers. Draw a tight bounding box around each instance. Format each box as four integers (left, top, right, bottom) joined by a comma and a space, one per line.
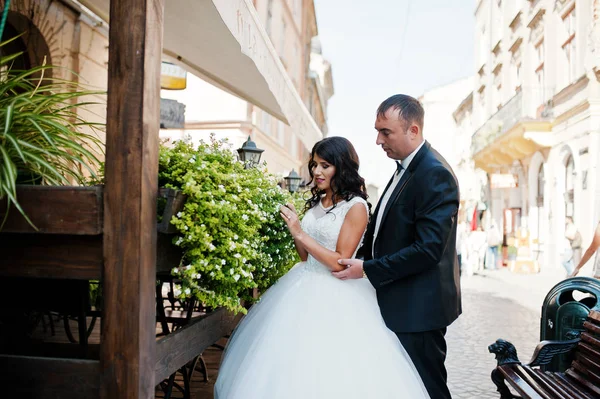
395, 328, 451, 399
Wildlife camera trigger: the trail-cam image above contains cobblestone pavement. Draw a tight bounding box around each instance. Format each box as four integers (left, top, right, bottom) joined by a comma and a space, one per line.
178, 268, 566, 399
446, 268, 565, 399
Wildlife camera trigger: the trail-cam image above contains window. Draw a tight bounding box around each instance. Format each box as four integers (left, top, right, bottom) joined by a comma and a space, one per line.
279, 20, 287, 57
562, 7, 577, 83
535, 40, 544, 67
537, 164, 544, 206
565, 155, 575, 218
564, 38, 576, 82
564, 7, 576, 37
261, 111, 272, 136
266, 0, 274, 37
277, 121, 285, 146
290, 134, 298, 160
0, 23, 31, 71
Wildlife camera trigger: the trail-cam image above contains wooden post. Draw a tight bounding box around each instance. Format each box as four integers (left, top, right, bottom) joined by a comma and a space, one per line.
102, 0, 164, 397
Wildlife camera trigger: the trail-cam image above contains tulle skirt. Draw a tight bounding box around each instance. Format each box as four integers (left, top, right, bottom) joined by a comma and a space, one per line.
214, 261, 430, 399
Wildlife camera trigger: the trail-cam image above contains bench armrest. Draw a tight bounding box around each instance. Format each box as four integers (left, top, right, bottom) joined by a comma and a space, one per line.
488, 337, 580, 367
526, 338, 580, 367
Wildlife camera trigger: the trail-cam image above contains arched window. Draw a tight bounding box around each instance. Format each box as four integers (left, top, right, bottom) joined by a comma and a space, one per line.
565, 154, 575, 218
0, 22, 31, 71
536, 163, 544, 206
0, 11, 52, 75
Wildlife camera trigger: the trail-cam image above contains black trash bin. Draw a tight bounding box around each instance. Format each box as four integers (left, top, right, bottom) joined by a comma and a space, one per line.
540, 276, 600, 371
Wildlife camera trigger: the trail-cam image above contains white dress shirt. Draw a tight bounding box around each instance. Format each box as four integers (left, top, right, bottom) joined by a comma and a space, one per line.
372, 141, 425, 257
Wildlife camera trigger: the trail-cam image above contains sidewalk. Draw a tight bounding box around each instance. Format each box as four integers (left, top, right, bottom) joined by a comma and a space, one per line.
465, 266, 567, 312
447, 267, 567, 398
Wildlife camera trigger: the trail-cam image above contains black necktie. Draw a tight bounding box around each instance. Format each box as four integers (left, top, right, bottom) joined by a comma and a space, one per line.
396, 161, 404, 176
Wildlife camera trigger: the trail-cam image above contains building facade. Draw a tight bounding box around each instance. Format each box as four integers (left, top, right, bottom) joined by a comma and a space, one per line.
161, 0, 333, 182
465, 0, 600, 274
3, 0, 109, 151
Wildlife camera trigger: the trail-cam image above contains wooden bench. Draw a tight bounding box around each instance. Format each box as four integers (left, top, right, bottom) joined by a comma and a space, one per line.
488, 309, 600, 398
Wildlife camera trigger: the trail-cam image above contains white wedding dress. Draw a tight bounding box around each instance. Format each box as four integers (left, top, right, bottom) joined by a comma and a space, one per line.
214, 197, 429, 399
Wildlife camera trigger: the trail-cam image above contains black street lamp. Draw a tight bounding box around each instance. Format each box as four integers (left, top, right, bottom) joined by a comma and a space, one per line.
237, 136, 264, 168
284, 169, 302, 193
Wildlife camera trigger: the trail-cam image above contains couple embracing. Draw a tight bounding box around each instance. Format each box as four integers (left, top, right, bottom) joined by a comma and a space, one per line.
215, 94, 461, 399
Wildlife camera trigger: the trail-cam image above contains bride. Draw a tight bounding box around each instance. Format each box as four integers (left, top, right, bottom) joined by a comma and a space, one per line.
214, 136, 429, 399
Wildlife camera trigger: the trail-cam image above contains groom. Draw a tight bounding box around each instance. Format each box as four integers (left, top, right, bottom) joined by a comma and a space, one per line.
335, 94, 461, 399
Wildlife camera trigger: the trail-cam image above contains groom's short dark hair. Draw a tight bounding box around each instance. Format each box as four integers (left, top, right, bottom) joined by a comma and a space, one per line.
377, 94, 424, 130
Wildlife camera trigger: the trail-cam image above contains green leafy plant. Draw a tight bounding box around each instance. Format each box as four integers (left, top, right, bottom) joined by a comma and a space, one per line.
159, 136, 301, 313
0, 36, 104, 229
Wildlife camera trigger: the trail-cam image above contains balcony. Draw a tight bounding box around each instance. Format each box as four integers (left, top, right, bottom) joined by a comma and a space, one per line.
472, 91, 524, 155
471, 88, 553, 170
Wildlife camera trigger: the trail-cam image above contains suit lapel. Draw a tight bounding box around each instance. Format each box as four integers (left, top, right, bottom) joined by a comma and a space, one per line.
368, 173, 396, 233
378, 168, 413, 230
377, 141, 431, 235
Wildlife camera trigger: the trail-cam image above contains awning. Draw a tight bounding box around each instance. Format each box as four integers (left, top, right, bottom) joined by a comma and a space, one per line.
473, 121, 552, 172
78, 0, 323, 148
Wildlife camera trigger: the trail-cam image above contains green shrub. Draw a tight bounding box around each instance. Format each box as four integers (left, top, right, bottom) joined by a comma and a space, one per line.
159, 136, 301, 313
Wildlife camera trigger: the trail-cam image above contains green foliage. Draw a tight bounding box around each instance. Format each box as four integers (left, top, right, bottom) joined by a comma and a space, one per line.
0, 36, 104, 229
159, 136, 301, 313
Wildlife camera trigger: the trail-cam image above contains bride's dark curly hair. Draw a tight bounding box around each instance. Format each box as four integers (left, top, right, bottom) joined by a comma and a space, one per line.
304, 136, 371, 215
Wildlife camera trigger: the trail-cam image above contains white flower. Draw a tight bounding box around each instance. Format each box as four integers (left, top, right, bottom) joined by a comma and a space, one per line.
229, 242, 236, 251
171, 267, 178, 275
188, 235, 193, 240
242, 258, 247, 263
208, 243, 216, 251
184, 225, 188, 231
176, 212, 183, 218
215, 265, 221, 270
242, 214, 249, 221
233, 234, 238, 240
242, 239, 250, 245
175, 237, 183, 246
194, 273, 201, 279
173, 286, 182, 297
184, 288, 191, 295
210, 272, 215, 277
233, 253, 242, 259
233, 274, 240, 282
229, 268, 235, 275
221, 259, 226, 265
185, 265, 192, 270
218, 185, 226, 191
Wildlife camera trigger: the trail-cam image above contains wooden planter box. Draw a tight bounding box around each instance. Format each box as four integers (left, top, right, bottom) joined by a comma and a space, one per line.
0, 185, 241, 398
0, 185, 183, 279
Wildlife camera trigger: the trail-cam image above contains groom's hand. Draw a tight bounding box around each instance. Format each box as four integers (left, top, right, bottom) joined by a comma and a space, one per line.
332, 258, 364, 280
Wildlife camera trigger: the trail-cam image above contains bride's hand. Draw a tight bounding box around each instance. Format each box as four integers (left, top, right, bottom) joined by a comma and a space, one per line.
280, 203, 302, 238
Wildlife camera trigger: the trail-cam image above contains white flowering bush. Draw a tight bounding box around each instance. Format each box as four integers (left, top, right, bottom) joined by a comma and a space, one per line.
158, 136, 300, 313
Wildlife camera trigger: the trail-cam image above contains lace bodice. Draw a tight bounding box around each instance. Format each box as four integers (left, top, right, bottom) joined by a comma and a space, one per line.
300, 197, 369, 273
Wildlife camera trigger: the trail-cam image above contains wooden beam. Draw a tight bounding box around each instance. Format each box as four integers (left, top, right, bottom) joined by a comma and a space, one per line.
0, 233, 179, 280
102, 0, 164, 396
0, 355, 100, 398
154, 308, 241, 382
0, 186, 103, 235
0, 234, 103, 279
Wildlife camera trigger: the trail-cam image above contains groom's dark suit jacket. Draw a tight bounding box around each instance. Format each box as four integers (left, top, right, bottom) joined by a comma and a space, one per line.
362, 141, 461, 333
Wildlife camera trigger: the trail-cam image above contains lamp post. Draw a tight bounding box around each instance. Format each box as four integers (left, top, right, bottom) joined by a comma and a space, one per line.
237, 136, 264, 168
284, 169, 302, 193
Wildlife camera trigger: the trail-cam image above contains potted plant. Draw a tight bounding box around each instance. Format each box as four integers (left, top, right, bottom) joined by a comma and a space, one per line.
0, 36, 103, 229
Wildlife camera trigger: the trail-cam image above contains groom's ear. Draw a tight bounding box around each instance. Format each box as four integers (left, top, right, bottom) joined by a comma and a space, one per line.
407, 123, 420, 137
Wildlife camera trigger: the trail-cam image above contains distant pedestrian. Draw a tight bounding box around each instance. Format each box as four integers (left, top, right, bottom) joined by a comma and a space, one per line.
569, 221, 600, 279
485, 220, 502, 270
